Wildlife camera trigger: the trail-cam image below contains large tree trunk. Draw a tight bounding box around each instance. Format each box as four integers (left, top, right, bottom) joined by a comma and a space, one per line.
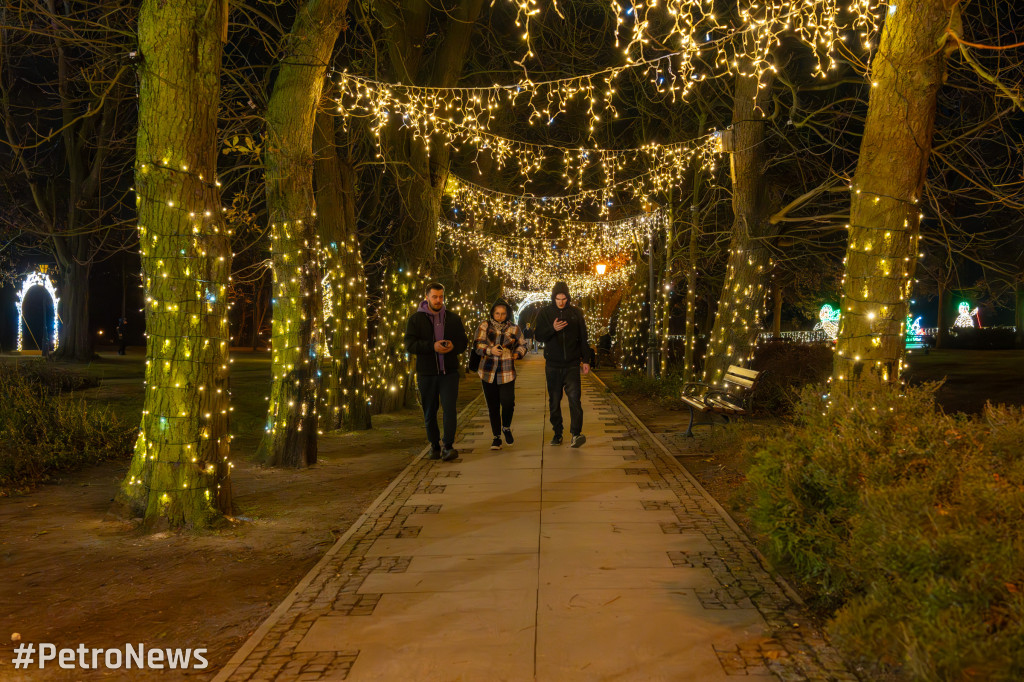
772, 286, 784, 337
259, 0, 348, 466
362, 0, 485, 413
682, 208, 700, 383
53, 256, 93, 360
314, 110, 372, 431
935, 283, 949, 348
1015, 278, 1024, 349
658, 207, 675, 376
703, 71, 777, 386
831, 0, 959, 393
117, 0, 232, 529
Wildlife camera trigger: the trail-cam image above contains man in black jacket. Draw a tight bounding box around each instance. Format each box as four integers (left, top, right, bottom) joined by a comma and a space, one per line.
404, 282, 469, 461
534, 281, 592, 448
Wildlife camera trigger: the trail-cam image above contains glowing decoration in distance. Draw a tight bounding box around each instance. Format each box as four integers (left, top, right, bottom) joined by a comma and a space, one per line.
813, 303, 841, 341
904, 314, 926, 349
16, 267, 60, 352
514, 292, 550, 322
953, 301, 979, 328
596, 263, 607, 275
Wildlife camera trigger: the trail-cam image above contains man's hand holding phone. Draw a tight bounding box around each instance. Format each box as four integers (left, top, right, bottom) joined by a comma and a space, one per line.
434, 340, 453, 353
552, 319, 568, 332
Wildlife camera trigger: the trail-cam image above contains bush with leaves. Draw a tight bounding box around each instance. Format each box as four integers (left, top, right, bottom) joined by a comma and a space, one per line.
747, 384, 1024, 679
750, 339, 834, 415
0, 364, 134, 493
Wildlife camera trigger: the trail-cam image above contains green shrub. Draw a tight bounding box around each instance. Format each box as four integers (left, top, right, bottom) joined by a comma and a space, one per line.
0, 364, 135, 493
750, 339, 834, 415
747, 385, 1024, 679
15, 360, 101, 394
615, 371, 688, 408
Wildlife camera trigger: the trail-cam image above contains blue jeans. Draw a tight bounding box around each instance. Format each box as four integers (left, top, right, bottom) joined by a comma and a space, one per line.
546, 364, 583, 436
417, 372, 460, 447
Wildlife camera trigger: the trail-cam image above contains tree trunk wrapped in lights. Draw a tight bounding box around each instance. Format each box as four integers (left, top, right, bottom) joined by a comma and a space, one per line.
682, 205, 701, 383
314, 110, 372, 432
357, 0, 484, 413
117, 0, 232, 529
832, 0, 959, 393
703, 71, 777, 386
260, 0, 349, 466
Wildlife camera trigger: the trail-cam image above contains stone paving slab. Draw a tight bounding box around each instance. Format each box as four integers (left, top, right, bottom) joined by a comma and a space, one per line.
214, 356, 860, 682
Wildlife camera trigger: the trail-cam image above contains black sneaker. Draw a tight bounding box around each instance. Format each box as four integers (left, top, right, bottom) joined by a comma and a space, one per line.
570, 434, 587, 448
550, 433, 563, 446
502, 427, 514, 445
441, 446, 459, 462
428, 444, 442, 460
490, 437, 502, 450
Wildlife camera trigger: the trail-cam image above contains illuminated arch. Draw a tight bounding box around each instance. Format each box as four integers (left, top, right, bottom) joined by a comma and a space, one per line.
514, 292, 548, 322
16, 269, 60, 352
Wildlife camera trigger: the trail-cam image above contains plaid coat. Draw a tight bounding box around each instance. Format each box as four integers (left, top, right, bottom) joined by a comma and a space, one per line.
473, 320, 528, 384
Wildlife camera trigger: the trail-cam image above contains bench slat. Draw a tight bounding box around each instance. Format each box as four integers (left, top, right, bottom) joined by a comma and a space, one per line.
724, 375, 755, 389
706, 397, 745, 413
680, 395, 709, 411
726, 365, 760, 379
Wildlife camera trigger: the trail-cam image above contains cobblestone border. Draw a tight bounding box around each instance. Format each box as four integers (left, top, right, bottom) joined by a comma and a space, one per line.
213, 391, 487, 682
587, 373, 859, 682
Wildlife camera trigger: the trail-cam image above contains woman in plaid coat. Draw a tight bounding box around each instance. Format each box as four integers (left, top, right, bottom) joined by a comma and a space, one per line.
473, 298, 528, 450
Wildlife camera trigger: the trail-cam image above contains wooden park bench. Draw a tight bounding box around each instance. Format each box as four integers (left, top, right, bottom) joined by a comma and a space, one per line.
680, 365, 763, 437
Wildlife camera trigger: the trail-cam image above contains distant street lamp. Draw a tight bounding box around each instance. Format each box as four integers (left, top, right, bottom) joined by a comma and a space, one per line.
595, 263, 607, 275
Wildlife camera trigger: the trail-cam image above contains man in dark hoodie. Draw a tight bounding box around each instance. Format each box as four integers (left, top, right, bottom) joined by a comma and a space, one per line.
404, 282, 469, 461
534, 281, 593, 448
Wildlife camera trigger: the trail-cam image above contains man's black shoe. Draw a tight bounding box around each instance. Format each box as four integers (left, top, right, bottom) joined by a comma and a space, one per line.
570, 434, 587, 448
428, 445, 442, 460
503, 427, 514, 445
550, 433, 563, 446
490, 437, 502, 450
441, 446, 459, 462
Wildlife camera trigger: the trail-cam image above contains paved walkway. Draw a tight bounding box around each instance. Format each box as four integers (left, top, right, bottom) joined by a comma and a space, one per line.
215, 356, 856, 681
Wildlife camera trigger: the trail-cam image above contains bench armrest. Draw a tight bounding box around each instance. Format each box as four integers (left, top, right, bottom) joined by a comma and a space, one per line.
681, 381, 709, 398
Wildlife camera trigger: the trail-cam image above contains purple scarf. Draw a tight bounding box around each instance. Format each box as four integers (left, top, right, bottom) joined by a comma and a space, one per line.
418, 299, 447, 373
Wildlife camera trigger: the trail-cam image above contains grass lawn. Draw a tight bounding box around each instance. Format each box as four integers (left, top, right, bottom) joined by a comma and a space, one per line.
903, 348, 1024, 414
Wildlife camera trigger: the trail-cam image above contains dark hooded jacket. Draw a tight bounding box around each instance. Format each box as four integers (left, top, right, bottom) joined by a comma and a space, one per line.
534, 282, 593, 367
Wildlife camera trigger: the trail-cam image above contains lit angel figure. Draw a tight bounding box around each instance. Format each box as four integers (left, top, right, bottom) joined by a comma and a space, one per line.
813, 304, 841, 340
953, 301, 978, 328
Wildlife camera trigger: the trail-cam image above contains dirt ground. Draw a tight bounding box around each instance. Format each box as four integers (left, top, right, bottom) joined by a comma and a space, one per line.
0, 351, 480, 681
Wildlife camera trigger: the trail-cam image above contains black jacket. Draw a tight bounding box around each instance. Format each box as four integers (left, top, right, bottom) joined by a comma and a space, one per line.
404, 306, 469, 376
534, 282, 593, 367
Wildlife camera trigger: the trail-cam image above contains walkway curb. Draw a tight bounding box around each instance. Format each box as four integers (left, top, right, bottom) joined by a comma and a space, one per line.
213, 388, 485, 682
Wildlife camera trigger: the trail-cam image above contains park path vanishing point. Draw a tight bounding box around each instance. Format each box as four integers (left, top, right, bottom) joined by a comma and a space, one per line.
215, 356, 857, 681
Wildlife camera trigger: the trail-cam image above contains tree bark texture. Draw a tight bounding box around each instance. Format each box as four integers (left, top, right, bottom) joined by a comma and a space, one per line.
658, 208, 675, 376
313, 111, 372, 431
55, 258, 92, 360
703, 72, 777, 386
260, 0, 349, 466
117, 0, 232, 529
936, 284, 949, 348
831, 0, 958, 392
1015, 280, 1024, 348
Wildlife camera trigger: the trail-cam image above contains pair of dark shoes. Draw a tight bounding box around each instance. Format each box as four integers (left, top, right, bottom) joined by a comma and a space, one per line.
490, 428, 514, 451
428, 444, 459, 461
550, 433, 586, 448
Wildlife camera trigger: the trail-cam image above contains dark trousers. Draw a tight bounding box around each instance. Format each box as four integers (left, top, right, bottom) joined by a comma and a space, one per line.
481, 378, 515, 436
546, 364, 583, 436
417, 371, 460, 447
